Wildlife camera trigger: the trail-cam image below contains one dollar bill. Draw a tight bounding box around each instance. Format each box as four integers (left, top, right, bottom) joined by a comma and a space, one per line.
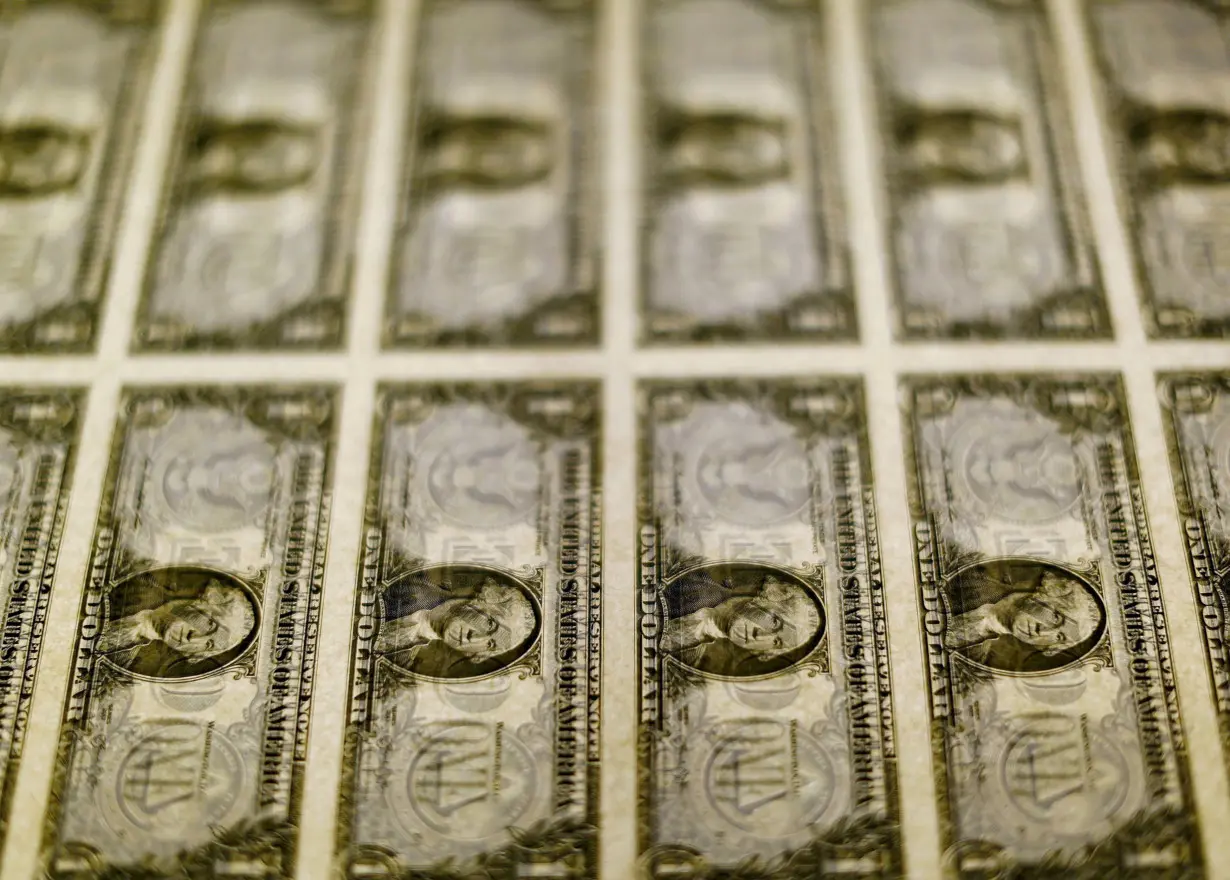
132, 0, 374, 352
0, 390, 82, 853
640, 0, 854, 344
903, 374, 1201, 877
384, 0, 600, 349
1160, 374, 1230, 771
867, 0, 1108, 340
0, 1, 159, 354
638, 378, 901, 878
1086, 0, 1230, 338
336, 383, 601, 878
43, 386, 337, 878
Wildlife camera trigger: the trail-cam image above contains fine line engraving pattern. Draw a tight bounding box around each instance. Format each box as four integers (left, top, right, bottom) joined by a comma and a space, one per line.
1161, 373, 1230, 772
335, 382, 602, 878
384, 0, 600, 349
132, 1, 374, 352
1087, 0, 1230, 338
0, 1, 159, 354
638, 378, 900, 878
640, 0, 855, 344
902, 374, 1201, 878
41, 386, 336, 879
0, 2, 1224, 878
0, 389, 82, 858
868, 0, 1108, 340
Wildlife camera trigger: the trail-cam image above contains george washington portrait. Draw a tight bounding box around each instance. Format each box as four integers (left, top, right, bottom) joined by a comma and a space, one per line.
942, 558, 1106, 674
97, 567, 259, 680
660, 563, 824, 678
376, 565, 540, 680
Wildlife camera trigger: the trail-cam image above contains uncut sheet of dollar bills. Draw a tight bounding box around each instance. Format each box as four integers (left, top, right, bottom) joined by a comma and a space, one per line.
3, 0, 1230, 878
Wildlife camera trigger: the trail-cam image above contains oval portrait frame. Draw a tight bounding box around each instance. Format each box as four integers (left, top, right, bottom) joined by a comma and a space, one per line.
659, 561, 826, 681
377, 563, 543, 683
100, 565, 262, 683
941, 556, 1108, 678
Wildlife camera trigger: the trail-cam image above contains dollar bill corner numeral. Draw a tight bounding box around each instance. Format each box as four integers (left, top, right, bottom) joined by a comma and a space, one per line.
42, 383, 337, 878
902, 372, 1203, 877
132, 1, 376, 353
868, 0, 1108, 340
638, 376, 902, 878
383, 0, 600, 351
0, 1, 160, 354
338, 380, 601, 878
640, 0, 856, 346
1086, 0, 1230, 339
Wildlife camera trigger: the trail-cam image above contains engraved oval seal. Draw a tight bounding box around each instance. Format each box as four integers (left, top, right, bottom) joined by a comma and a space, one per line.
950, 418, 1081, 523
998, 713, 1131, 831
660, 563, 824, 678
111, 719, 243, 840
98, 566, 260, 681
376, 564, 540, 680
420, 409, 540, 528
692, 425, 810, 526
941, 558, 1106, 675
701, 719, 836, 836
152, 430, 276, 532
407, 721, 537, 839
